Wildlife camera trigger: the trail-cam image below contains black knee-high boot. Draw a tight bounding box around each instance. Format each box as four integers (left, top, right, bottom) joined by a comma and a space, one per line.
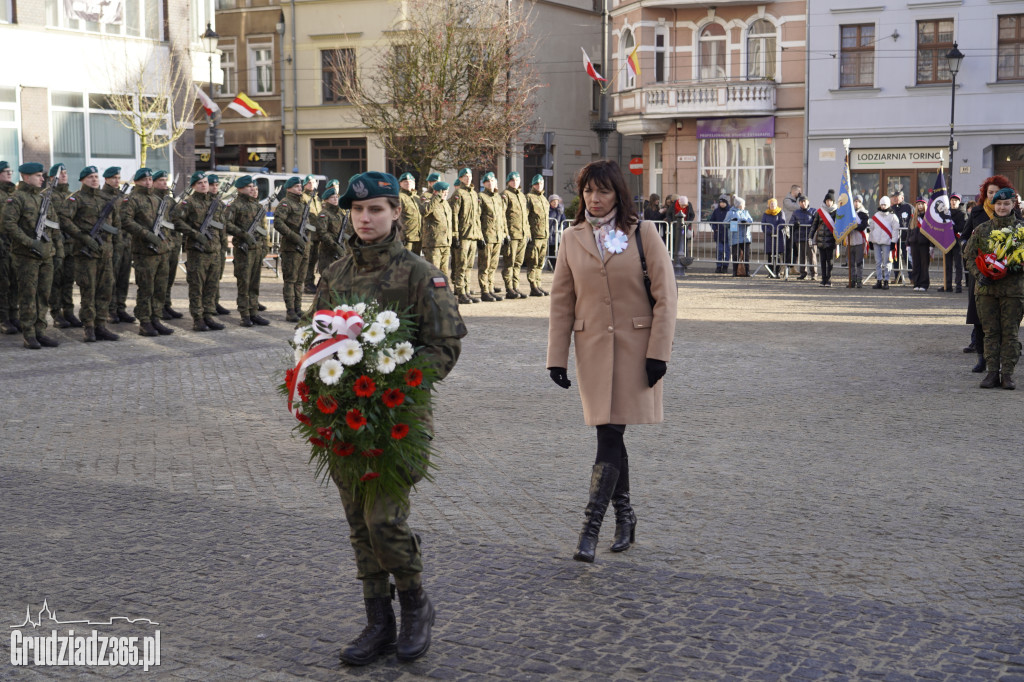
573, 463, 619, 563
610, 447, 636, 552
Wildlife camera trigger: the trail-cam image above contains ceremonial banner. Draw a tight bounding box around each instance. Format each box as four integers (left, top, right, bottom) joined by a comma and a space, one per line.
833, 154, 858, 243
921, 170, 957, 254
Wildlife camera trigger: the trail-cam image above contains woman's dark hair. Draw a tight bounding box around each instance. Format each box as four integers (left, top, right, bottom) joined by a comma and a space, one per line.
386, 195, 406, 240
572, 160, 638, 230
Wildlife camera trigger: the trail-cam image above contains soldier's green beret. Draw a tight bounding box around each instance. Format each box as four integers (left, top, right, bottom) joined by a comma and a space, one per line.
531, 174, 544, 185
458, 167, 471, 178
328, 178, 340, 188
283, 176, 302, 191
19, 162, 44, 175
233, 175, 254, 189
506, 171, 520, 182
207, 174, 220, 185
426, 172, 440, 183
103, 166, 121, 179
190, 171, 208, 186
321, 185, 338, 200
48, 163, 66, 178
993, 187, 1016, 201
399, 172, 415, 182
152, 170, 168, 180
0, 161, 8, 173
482, 172, 496, 182
80, 165, 99, 181
134, 168, 152, 181
303, 174, 318, 188
433, 181, 450, 191
338, 171, 400, 209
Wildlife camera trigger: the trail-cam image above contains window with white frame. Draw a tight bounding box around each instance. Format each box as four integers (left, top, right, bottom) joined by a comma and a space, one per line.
621, 28, 636, 90
250, 42, 275, 95
217, 44, 238, 97
51, 92, 139, 189
655, 29, 668, 83
699, 23, 727, 81
45, 0, 162, 39
191, 0, 216, 44
0, 87, 20, 171
1, 0, 12, 23
747, 19, 777, 80
651, 141, 663, 197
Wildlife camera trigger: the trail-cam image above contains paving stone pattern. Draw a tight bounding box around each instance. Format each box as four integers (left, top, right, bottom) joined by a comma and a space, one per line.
1, 272, 1022, 680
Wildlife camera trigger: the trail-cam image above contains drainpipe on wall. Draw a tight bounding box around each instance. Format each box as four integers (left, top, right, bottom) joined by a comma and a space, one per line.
802, 10, 810, 191
291, 0, 299, 173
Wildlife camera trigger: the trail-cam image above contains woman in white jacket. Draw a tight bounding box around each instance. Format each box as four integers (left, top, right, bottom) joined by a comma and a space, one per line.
868, 196, 900, 290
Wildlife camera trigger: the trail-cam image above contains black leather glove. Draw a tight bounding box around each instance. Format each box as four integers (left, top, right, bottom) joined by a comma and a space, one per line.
977, 275, 993, 287
81, 235, 100, 253
243, 233, 259, 248
477, 239, 485, 249
452, 237, 461, 249
143, 232, 162, 248
502, 235, 510, 246
548, 367, 571, 389
645, 358, 667, 387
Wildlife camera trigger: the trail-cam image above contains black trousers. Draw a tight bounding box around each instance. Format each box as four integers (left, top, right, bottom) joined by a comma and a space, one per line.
595, 424, 628, 495
817, 246, 834, 283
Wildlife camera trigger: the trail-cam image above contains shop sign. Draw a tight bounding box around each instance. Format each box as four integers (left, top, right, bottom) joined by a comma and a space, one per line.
850, 148, 945, 170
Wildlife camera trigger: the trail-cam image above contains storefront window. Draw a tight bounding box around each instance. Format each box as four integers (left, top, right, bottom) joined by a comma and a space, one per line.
700, 137, 774, 216
851, 171, 880, 210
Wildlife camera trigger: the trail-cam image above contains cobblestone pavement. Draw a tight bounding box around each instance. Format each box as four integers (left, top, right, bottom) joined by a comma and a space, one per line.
1, 268, 1022, 680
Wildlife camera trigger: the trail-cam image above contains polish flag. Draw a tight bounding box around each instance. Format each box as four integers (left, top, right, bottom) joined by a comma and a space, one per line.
195, 85, 220, 118
582, 47, 606, 83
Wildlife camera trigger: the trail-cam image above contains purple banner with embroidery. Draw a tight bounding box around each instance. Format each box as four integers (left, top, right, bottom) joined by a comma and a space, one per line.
922, 170, 957, 254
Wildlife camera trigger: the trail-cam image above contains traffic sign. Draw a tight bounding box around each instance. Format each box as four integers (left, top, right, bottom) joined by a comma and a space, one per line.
629, 157, 643, 175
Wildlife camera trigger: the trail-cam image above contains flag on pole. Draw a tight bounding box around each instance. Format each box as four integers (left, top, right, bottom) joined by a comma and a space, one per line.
626, 44, 641, 80
833, 154, 858, 243
227, 93, 268, 118
195, 85, 220, 118
582, 47, 606, 83
921, 169, 957, 254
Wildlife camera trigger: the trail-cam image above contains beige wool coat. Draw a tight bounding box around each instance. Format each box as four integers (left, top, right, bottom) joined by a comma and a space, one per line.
547, 219, 678, 426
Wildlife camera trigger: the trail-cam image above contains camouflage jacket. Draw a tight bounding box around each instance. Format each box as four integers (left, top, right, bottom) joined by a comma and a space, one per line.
479, 189, 507, 243
209, 192, 231, 250
62, 185, 117, 259
273, 192, 312, 255
170, 191, 217, 253
422, 194, 453, 248
526, 188, 549, 240
502, 187, 529, 241
400, 188, 422, 242
1, 181, 60, 260
153, 188, 180, 245
316, 203, 348, 259
0, 181, 13, 250
965, 214, 1024, 298
122, 185, 170, 257
225, 194, 268, 252
449, 183, 482, 241
100, 183, 126, 247
50, 183, 73, 258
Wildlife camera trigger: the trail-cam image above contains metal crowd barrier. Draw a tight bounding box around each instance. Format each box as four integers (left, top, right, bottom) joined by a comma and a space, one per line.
547, 218, 674, 270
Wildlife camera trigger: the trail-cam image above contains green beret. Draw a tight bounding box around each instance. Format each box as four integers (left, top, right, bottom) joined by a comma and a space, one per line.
48, 163, 66, 178
210, 174, 223, 185
283, 176, 302, 191
134, 168, 152, 181
233, 175, 254, 189
993, 187, 1016, 201
190, 170, 208, 186
482, 172, 496, 182
0, 161, 8, 173
303, 174, 318, 188
506, 171, 520, 182
399, 172, 415, 182
152, 170, 168, 180
19, 162, 45, 175
433, 181, 450, 191
458, 167, 471, 178
338, 171, 400, 209
328, 179, 340, 188
426, 172, 441, 183
80, 165, 99, 181
531, 174, 544, 186
103, 166, 121, 179
321, 185, 338, 200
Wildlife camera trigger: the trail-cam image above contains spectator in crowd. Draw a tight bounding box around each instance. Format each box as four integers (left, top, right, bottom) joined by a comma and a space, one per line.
847, 195, 869, 288
782, 185, 803, 269
760, 197, 787, 279
671, 194, 695, 267
943, 193, 966, 293
789, 195, 815, 280
548, 194, 566, 227
908, 196, 931, 291
643, 194, 666, 222
891, 190, 913, 284
726, 197, 753, 277
869, 196, 899, 290
810, 189, 837, 287
709, 194, 732, 273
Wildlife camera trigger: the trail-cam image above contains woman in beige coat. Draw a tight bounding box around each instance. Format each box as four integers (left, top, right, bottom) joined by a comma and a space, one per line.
547, 160, 678, 562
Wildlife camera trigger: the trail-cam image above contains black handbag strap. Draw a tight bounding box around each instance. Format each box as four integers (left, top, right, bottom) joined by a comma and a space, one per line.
634, 223, 656, 308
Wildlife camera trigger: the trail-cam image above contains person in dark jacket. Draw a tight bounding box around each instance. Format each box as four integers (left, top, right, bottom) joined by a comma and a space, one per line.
846, 195, 869, 288
789, 195, 815, 280
709, 195, 731, 273
761, 198, 787, 278
943, 193, 966, 293
671, 195, 695, 266
891, 190, 913, 284
908, 197, 931, 291
810, 190, 837, 286
643, 194, 666, 222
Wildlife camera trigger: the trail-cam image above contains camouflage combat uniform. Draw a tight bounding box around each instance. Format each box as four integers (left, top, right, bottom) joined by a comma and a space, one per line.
1, 181, 59, 341
477, 187, 507, 298
62, 185, 118, 331
315, 202, 347, 276
121, 185, 170, 323
525, 187, 549, 291
211, 191, 231, 311
400, 187, 422, 255
224, 193, 267, 320
106, 183, 132, 321
273, 192, 314, 316
302, 190, 323, 292
312, 226, 466, 599
160, 187, 183, 313
48, 182, 75, 323
449, 182, 482, 299
0, 179, 18, 328
965, 213, 1024, 378
421, 193, 452, 277
171, 191, 221, 322
501, 186, 529, 296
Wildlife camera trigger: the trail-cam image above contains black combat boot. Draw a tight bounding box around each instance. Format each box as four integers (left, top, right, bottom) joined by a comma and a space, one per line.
94, 326, 120, 341
573, 463, 619, 563
980, 371, 1001, 389
192, 318, 210, 332
457, 293, 472, 305
36, 334, 60, 348
1, 319, 18, 335
52, 312, 70, 328
138, 322, 158, 337
285, 309, 300, 322
239, 314, 254, 327
151, 318, 174, 335
1003, 373, 1016, 390
529, 284, 545, 297
538, 287, 550, 296
117, 309, 136, 323
972, 338, 986, 373
609, 490, 637, 553
108, 311, 121, 324
164, 305, 184, 319
23, 335, 41, 350
64, 311, 83, 327
203, 316, 225, 331
250, 314, 270, 326
215, 303, 231, 315
257, 303, 267, 311
339, 597, 397, 666
395, 587, 435, 662
83, 326, 97, 342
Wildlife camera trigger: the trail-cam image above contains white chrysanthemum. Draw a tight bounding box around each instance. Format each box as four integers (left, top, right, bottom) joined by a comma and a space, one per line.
376, 351, 397, 375
294, 347, 304, 364
362, 323, 386, 345
392, 341, 414, 365
293, 326, 312, 347
319, 359, 344, 385
376, 310, 401, 333
336, 339, 363, 366
353, 302, 367, 315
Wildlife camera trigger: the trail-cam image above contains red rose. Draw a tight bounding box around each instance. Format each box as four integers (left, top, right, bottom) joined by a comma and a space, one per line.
346, 409, 367, 430
297, 382, 310, 402
308, 437, 327, 448
317, 426, 333, 441
381, 389, 405, 408
316, 395, 338, 414
296, 413, 312, 426
390, 423, 410, 440
333, 442, 355, 457
404, 368, 423, 387
361, 448, 383, 458
360, 472, 380, 482
354, 375, 376, 398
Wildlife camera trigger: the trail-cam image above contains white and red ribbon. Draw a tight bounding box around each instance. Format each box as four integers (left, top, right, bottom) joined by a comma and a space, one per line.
288, 309, 364, 418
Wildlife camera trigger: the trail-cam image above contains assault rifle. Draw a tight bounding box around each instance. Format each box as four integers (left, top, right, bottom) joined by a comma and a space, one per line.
297, 198, 315, 245
30, 174, 61, 257
195, 195, 224, 251
148, 189, 177, 253
236, 201, 268, 254
80, 183, 128, 257
327, 211, 349, 257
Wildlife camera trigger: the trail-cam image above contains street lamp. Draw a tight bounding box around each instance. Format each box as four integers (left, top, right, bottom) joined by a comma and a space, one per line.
203, 22, 220, 171
945, 42, 964, 196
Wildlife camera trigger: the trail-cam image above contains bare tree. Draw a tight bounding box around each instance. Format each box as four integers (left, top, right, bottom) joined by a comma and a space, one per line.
330, 0, 541, 180
106, 55, 197, 167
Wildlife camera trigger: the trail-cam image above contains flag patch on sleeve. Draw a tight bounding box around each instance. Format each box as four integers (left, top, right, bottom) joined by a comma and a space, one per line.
432, 277, 447, 288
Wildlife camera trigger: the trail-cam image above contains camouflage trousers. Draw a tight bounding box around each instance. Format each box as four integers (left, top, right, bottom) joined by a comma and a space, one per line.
501, 238, 527, 292
477, 242, 501, 294
213, 245, 227, 306
304, 241, 319, 289
331, 475, 423, 599
133, 252, 168, 323
421, 247, 450, 278
526, 239, 548, 287
165, 238, 182, 308
233, 246, 263, 317
451, 240, 478, 295
317, 242, 343, 280
0, 247, 18, 322
405, 240, 421, 257
75, 253, 114, 328
977, 294, 1024, 376
280, 249, 308, 313
110, 239, 132, 314
185, 248, 220, 320
50, 249, 76, 316
11, 253, 53, 338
